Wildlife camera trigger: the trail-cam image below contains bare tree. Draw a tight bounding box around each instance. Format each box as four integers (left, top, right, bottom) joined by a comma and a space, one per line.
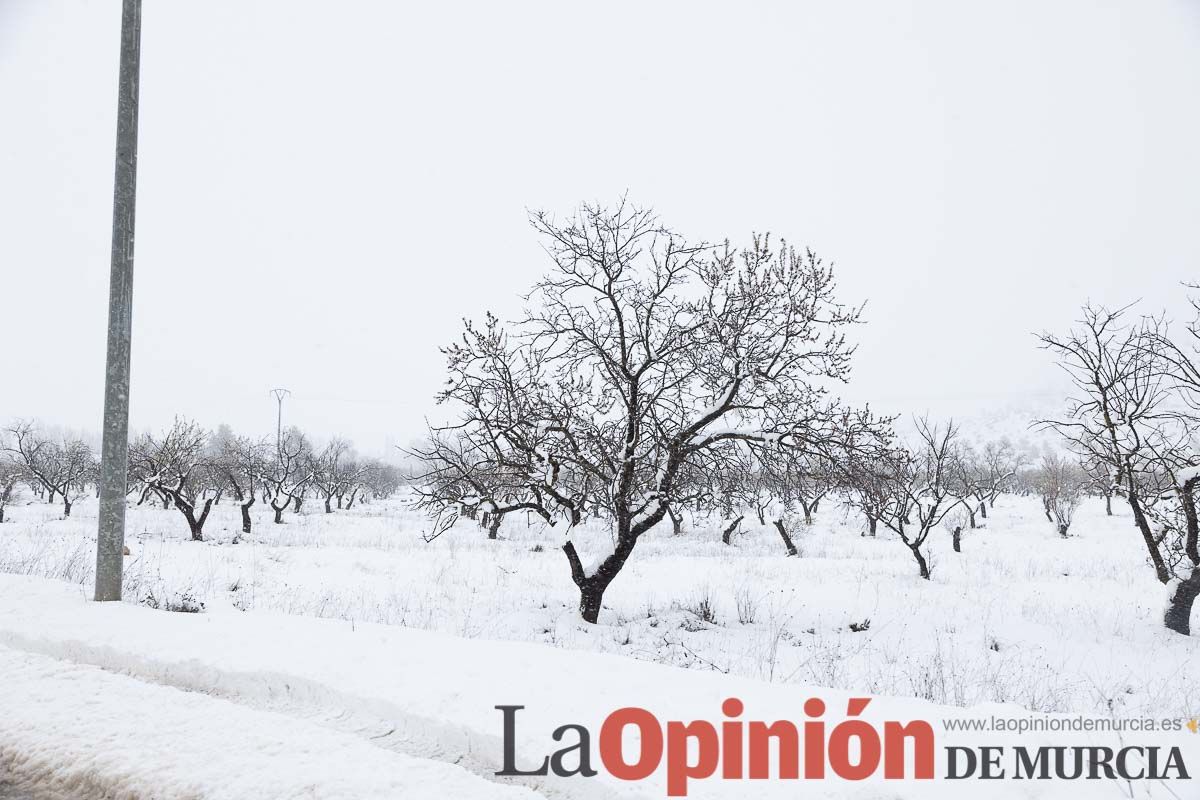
409, 429, 554, 540
3, 422, 92, 517
846, 447, 907, 537
263, 427, 315, 524
426, 200, 887, 622
0, 457, 26, 524
1079, 448, 1117, 516
1039, 302, 1200, 634
1139, 293, 1200, 633
313, 437, 355, 514
1035, 453, 1084, 537
1037, 305, 1175, 581
129, 418, 216, 541
219, 434, 270, 535
867, 418, 962, 579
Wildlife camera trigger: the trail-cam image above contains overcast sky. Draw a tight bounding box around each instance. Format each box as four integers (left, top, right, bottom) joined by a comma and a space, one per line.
2, 0, 1198, 454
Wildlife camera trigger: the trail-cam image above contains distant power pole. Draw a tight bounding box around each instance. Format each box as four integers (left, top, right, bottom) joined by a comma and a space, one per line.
95, 0, 143, 602
270, 388, 291, 454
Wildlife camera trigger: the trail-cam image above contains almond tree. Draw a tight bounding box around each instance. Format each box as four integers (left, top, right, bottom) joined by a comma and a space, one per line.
1035, 453, 1085, 537
867, 418, 962, 579
264, 427, 315, 523
3, 422, 92, 517
429, 200, 888, 622
1039, 303, 1200, 634
409, 429, 554, 539
1141, 294, 1200, 634
0, 458, 25, 523
313, 437, 356, 514
846, 447, 908, 537
1038, 307, 1176, 582
220, 434, 270, 534
976, 438, 1023, 514
356, 458, 400, 505
129, 418, 217, 541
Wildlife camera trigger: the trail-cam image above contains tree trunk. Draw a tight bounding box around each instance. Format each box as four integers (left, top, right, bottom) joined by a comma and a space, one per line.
1164, 567, 1200, 636
563, 536, 638, 624
951, 526, 962, 553
272, 502, 285, 524
292, 496, 302, 512
63, 499, 72, 517
1058, 523, 1070, 538
48, 489, 56, 505
667, 505, 683, 536
1104, 492, 1113, 516
1127, 489, 1170, 584
978, 500, 987, 520
579, 582, 604, 624
967, 508, 976, 529
864, 514, 877, 537
179, 497, 212, 542
486, 511, 504, 539
240, 497, 254, 535
0, 507, 5, 524
721, 515, 744, 545
773, 519, 798, 556
324, 496, 333, 514
911, 545, 931, 579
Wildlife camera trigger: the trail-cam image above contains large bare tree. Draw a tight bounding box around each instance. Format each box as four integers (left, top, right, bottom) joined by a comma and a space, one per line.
424, 200, 887, 622
1039, 303, 1200, 634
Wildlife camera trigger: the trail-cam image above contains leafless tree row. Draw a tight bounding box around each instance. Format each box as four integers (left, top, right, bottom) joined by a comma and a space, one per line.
1, 418, 403, 541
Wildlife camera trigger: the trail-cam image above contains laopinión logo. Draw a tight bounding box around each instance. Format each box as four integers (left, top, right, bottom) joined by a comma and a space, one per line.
496, 698, 1192, 796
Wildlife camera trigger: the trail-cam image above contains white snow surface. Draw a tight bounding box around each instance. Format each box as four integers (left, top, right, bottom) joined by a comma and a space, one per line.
0, 643, 541, 800
0, 573, 1195, 799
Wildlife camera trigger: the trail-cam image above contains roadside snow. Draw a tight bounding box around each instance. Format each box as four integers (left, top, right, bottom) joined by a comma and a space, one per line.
0, 574, 1194, 799
0, 644, 542, 800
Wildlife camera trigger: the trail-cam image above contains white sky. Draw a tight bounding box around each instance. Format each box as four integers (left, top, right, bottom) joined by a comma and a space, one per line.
2, 0, 1198, 454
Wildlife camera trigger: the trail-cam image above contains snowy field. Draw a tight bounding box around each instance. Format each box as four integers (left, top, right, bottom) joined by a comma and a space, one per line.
0, 488, 1195, 724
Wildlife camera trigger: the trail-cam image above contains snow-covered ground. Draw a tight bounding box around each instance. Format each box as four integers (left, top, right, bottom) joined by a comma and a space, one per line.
1, 491, 1194, 717
0, 491, 1197, 798
0, 573, 1194, 799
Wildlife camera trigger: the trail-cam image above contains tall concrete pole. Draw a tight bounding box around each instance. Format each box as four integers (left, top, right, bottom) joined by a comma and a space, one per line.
95, 0, 143, 602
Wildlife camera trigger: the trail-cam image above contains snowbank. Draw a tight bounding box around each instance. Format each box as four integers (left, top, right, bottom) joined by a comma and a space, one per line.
0, 644, 541, 800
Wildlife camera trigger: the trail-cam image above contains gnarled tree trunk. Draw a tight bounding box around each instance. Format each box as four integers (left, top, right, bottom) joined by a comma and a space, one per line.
773, 519, 798, 557
1165, 568, 1200, 636
721, 515, 744, 545
240, 496, 255, 535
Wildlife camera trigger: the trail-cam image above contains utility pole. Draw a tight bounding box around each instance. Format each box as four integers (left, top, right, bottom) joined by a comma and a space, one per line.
95, 0, 143, 602
270, 388, 291, 455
